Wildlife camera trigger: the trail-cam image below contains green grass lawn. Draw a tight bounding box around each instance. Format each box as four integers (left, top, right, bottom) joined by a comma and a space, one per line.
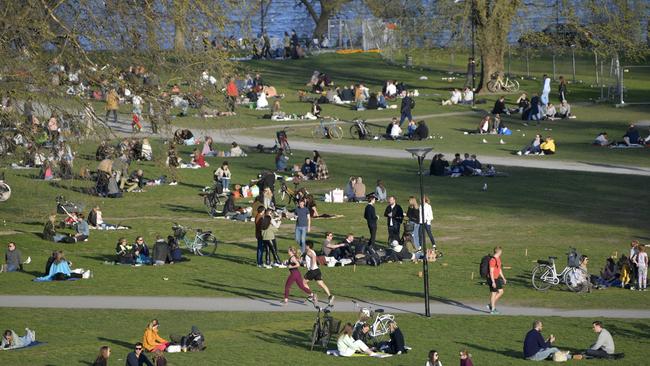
1, 140, 648, 309
0, 308, 648, 365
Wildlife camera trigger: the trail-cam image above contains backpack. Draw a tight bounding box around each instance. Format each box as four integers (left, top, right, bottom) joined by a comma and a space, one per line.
366, 246, 381, 266
479, 254, 493, 279
409, 98, 416, 110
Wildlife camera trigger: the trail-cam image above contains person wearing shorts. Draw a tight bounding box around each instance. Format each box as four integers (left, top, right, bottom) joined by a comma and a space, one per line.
304, 241, 334, 306
488, 246, 506, 315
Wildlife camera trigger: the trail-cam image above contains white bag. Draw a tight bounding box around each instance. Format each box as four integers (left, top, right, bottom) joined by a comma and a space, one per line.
332, 189, 344, 203
167, 345, 181, 353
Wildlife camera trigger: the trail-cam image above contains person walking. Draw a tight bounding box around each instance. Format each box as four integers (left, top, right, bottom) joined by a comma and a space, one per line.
105, 88, 119, 124
540, 74, 551, 108
283, 32, 291, 58
422, 196, 436, 249
364, 195, 378, 248
558, 75, 568, 102
282, 246, 315, 304
261, 32, 272, 59
523, 320, 560, 361
383, 196, 403, 244
304, 241, 334, 306
294, 199, 311, 253
465, 57, 476, 89
399, 92, 414, 126
488, 246, 506, 314
226, 77, 238, 113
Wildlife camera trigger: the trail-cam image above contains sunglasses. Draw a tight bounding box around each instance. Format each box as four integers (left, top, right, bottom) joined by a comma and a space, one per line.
135, 347, 143, 350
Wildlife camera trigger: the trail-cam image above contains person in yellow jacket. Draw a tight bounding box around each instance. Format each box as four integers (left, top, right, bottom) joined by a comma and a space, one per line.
142, 319, 169, 352
540, 136, 556, 155
105, 88, 119, 124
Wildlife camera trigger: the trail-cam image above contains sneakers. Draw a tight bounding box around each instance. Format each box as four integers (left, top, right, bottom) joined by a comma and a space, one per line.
490, 309, 500, 315
328, 295, 335, 306
169, 181, 178, 186
307, 293, 318, 304
82, 270, 91, 279
263, 264, 272, 269
486, 304, 492, 312
516, 151, 522, 156
24, 256, 31, 264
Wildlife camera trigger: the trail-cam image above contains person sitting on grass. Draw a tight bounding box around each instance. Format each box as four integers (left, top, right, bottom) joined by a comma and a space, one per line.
143, 319, 169, 352
413, 120, 429, 140
544, 103, 557, 120
121, 169, 145, 192
36, 250, 89, 281
4, 242, 24, 273
593, 132, 611, 146
426, 350, 442, 366
557, 100, 574, 119
126, 342, 154, 366
477, 115, 490, 134
152, 236, 172, 265
92, 346, 111, 366
579, 321, 616, 359
72, 213, 89, 243
375, 180, 387, 202
1, 328, 36, 350
540, 136, 556, 155
328, 233, 355, 261
353, 177, 366, 202
429, 154, 450, 176
623, 124, 642, 146
441, 88, 462, 106
461, 87, 473, 105
300, 158, 316, 180
523, 320, 560, 361
116, 238, 135, 265
460, 349, 474, 366
385, 321, 407, 355
190, 148, 208, 168
337, 323, 377, 357
406, 120, 417, 139
514, 93, 530, 114
133, 236, 152, 265
517, 134, 543, 156
389, 120, 402, 140
492, 95, 509, 115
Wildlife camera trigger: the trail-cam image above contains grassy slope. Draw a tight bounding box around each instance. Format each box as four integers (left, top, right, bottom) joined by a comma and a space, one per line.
0, 309, 648, 366
0, 140, 648, 309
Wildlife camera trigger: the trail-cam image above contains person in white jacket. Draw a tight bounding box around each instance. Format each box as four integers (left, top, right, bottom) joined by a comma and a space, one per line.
337, 323, 376, 357
421, 196, 436, 249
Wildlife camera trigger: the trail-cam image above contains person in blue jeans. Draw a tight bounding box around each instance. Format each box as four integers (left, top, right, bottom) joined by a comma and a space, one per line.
523, 320, 560, 361
254, 206, 267, 268
294, 199, 311, 253
399, 92, 414, 126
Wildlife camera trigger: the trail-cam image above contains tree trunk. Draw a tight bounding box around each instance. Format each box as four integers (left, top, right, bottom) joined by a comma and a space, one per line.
312, 8, 331, 40
174, 0, 189, 51
143, 1, 159, 51
478, 45, 505, 93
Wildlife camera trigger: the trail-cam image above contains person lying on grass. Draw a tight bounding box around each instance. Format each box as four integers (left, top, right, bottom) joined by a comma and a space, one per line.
1, 328, 36, 350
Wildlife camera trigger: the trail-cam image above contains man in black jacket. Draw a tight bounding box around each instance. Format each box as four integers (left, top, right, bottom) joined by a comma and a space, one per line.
383, 196, 403, 243
126, 342, 154, 366
399, 92, 414, 126
364, 195, 378, 248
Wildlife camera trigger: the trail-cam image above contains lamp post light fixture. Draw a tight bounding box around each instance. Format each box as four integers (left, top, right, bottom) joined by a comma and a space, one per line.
405, 147, 434, 317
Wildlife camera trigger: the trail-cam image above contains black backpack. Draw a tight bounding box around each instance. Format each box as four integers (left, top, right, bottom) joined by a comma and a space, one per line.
366, 246, 381, 267
409, 98, 416, 110
479, 254, 493, 279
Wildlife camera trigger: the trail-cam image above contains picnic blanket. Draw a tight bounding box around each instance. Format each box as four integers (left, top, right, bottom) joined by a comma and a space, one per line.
3, 341, 47, 351
326, 350, 392, 358
609, 144, 645, 149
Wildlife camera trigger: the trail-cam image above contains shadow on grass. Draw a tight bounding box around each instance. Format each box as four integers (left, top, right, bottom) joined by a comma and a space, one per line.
253, 329, 312, 350
458, 341, 521, 359
607, 322, 650, 341
188, 279, 277, 299
162, 203, 206, 215
210, 252, 256, 266
358, 285, 484, 314
97, 336, 133, 349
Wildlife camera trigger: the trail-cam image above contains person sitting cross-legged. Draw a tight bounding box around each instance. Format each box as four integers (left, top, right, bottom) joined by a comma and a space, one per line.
523, 320, 560, 361
337, 323, 377, 357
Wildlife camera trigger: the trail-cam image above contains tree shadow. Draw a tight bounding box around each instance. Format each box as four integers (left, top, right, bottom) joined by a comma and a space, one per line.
97, 337, 133, 349
161, 203, 205, 215
458, 341, 522, 359
607, 322, 650, 341
178, 181, 206, 189
188, 279, 277, 299
78, 361, 93, 366
253, 329, 313, 350
210, 252, 256, 266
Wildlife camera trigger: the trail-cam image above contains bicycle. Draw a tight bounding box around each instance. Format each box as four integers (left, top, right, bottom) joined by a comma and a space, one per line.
531, 249, 588, 292
171, 223, 218, 256
199, 184, 225, 217
312, 118, 343, 140
487, 73, 520, 93
310, 303, 340, 351
352, 301, 395, 345
277, 180, 303, 207
0, 172, 11, 202
349, 118, 380, 140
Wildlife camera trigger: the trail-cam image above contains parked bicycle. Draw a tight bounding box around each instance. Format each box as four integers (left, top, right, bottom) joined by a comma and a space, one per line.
349, 118, 380, 140
277, 180, 303, 207
352, 301, 395, 345
312, 118, 343, 140
0, 172, 11, 202
487, 73, 520, 93
310, 303, 341, 351
199, 184, 225, 217
172, 223, 218, 256
531, 248, 588, 292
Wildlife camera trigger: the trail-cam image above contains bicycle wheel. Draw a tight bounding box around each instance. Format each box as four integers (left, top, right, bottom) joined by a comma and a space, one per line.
320, 319, 331, 347
0, 182, 11, 202
487, 80, 499, 93
310, 322, 320, 350
329, 126, 343, 140
507, 79, 520, 92
349, 125, 361, 139
564, 267, 588, 292
201, 233, 218, 255
531, 264, 554, 291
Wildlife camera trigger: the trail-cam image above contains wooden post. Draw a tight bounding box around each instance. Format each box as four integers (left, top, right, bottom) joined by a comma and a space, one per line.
471, 272, 474, 280
525, 248, 528, 257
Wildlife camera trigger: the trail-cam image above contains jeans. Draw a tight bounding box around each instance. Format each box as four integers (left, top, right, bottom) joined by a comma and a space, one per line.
412, 223, 421, 250
423, 224, 436, 247
221, 178, 230, 191
527, 347, 560, 361
295, 226, 308, 252
399, 111, 412, 126
585, 348, 609, 359
256, 238, 264, 266
52, 233, 68, 242
387, 224, 400, 244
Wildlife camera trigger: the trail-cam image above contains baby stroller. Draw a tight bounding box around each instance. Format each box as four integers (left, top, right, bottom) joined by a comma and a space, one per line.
56, 195, 84, 215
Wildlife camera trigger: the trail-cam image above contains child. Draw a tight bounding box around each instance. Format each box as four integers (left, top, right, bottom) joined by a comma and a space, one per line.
132, 113, 142, 132
460, 349, 474, 366
635, 246, 648, 291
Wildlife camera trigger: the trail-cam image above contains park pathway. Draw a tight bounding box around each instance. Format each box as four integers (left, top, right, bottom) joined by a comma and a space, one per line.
1, 295, 649, 319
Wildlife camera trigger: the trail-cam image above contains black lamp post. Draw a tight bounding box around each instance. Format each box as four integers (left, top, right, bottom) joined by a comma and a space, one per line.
470, 0, 476, 108
406, 147, 433, 317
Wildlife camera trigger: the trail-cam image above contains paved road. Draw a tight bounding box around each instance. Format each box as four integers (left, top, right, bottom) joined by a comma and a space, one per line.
1, 295, 649, 318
